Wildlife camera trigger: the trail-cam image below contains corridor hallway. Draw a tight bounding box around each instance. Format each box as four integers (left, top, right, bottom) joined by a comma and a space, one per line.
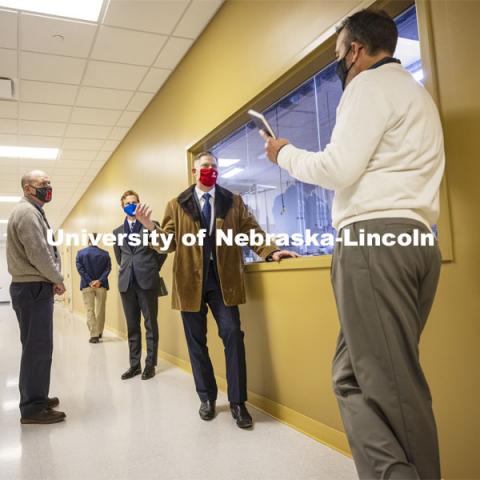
0, 303, 356, 480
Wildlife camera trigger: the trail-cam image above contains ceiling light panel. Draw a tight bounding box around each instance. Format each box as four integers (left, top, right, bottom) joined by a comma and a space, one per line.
0, 0, 104, 22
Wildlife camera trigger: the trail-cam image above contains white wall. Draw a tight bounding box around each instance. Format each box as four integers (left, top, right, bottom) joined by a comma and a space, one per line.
0, 240, 11, 303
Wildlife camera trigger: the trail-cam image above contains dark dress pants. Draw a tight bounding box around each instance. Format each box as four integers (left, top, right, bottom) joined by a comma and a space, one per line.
10, 281, 54, 417
120, 281, 159, 368
181, 264, 247, 403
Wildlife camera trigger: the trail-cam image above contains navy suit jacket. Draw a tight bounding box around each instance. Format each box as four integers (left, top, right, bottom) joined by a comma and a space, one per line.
76, 246, 112, 290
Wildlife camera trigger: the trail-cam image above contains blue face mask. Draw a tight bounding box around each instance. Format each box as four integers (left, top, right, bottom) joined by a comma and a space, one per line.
123, 203, 137, 216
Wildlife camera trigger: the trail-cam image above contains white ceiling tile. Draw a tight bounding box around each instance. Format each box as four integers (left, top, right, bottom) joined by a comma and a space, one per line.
20, 80, 78, 105
65, 124, 111, 139
0, 133, 18, 144
19, 120, 66, 137
19, 159, 54, 168
0, 100, 18, 119
89, 160, 105, 170
116, 110, 140, 128
154, 37, 193, 69
174, 0, 223, 39
62, 138, 104, 150
50, 177, 80, 184
18, 135, 62, 147
56, 160, 91, 168
70, 107, 121, 126
0, 47, 18, 77
101, 140, 119, 151
126, 91, 154, 112
0, 118, 18, 134
20, 52, 86, 85
54, 167, 88, 177
108, 126, 129, 141
60, 150, 98, 161
83, 60, 147, 90
76, 86, 133, 109
103, 0, 189, 35
0, 9, 17, 49
0, 157, 18, 165
19, 102, 71, 122
91, 26, 167, 66
20, 14, 97, 58
95, 151, 111, 162
139, 68, 171, 93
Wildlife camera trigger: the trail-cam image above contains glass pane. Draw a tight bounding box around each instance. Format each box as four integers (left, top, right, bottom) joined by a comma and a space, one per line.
211, 5, 424, 262
395, 5, 423, 83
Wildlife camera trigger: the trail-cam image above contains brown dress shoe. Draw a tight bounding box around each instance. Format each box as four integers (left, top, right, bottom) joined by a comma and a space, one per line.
21, 409, 66, 425
47, 397, 59, 408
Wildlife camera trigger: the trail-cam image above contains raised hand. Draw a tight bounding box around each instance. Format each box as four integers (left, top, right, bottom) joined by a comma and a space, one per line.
135, 203, 155, 231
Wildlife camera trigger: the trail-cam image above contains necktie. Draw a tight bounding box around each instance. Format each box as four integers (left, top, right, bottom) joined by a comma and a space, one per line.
201, 192, 211, 233
130, 221, 135, 233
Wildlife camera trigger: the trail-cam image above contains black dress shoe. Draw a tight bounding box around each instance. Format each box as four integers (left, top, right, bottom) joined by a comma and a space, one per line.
121, 365, 141, 380
89, 336, 100, 344
230, 403, 253, 429
47, 397, 59, 408
21, 408, 65, 425
99, 333, 103, 339
199, 400, 216, 420
141, 365, 155, 380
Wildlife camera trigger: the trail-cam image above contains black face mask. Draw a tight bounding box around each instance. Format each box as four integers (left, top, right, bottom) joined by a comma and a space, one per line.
336, 45, 354, 90
30, 185, 53, 203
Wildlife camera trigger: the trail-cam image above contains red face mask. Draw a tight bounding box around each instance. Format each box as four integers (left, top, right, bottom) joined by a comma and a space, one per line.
199, 168, 218, 187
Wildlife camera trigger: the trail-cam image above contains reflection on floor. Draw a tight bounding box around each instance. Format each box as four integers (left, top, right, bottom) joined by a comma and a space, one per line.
0, 303, 356, 480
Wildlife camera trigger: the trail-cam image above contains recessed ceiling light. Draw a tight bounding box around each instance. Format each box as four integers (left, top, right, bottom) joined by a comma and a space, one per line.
221, 167, 244, 179
0, 196, 21, 202
0, 145, 59, 160
218, 158, 241, 168
0, 0, 104, 22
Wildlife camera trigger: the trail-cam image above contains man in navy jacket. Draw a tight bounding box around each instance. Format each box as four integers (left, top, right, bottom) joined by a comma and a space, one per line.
76, 238, 111, 343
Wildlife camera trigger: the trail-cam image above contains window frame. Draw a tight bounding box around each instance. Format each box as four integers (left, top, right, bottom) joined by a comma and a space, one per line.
186, 0, 454, 271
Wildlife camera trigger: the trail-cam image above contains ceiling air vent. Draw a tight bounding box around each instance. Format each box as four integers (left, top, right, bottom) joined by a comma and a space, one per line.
0, 77, 17, 101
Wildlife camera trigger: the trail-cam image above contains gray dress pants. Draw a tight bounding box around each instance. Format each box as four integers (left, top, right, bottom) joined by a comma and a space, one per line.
331, 218, 441, 480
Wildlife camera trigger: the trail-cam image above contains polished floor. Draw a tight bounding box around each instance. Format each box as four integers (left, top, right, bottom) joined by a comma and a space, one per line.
0, 302, 356, 480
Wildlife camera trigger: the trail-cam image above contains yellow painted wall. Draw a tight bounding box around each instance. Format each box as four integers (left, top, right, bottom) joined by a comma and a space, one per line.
60, 1, 480, 478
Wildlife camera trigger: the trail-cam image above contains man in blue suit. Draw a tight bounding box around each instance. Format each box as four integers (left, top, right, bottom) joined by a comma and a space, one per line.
76, 237, 111, 343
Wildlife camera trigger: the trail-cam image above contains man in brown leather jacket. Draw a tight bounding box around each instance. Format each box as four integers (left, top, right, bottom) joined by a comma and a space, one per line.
135, 151, 297, 428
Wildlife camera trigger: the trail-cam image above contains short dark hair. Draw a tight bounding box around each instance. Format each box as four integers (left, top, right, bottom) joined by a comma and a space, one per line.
88, 233, 98, 245
120, 189, 140, 205
337, 9, 398, 56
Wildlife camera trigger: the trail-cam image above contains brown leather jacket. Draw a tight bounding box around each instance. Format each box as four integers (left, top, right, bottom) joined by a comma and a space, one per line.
150, 184, 278, 312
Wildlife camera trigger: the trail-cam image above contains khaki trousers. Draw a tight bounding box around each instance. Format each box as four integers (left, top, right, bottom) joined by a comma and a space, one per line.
81, 287, 107, 338
331, 218, 441, 479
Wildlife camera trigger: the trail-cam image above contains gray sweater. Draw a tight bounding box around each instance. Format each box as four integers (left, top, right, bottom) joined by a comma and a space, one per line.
7, 197, 63, 284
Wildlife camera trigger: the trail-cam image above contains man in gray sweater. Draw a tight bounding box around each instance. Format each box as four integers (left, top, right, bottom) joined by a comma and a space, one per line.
7, 170, 66, 424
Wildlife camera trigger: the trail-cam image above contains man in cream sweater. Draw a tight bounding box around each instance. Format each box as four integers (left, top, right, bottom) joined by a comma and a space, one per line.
263, 9, 444, 480
7, 170, 66, 424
